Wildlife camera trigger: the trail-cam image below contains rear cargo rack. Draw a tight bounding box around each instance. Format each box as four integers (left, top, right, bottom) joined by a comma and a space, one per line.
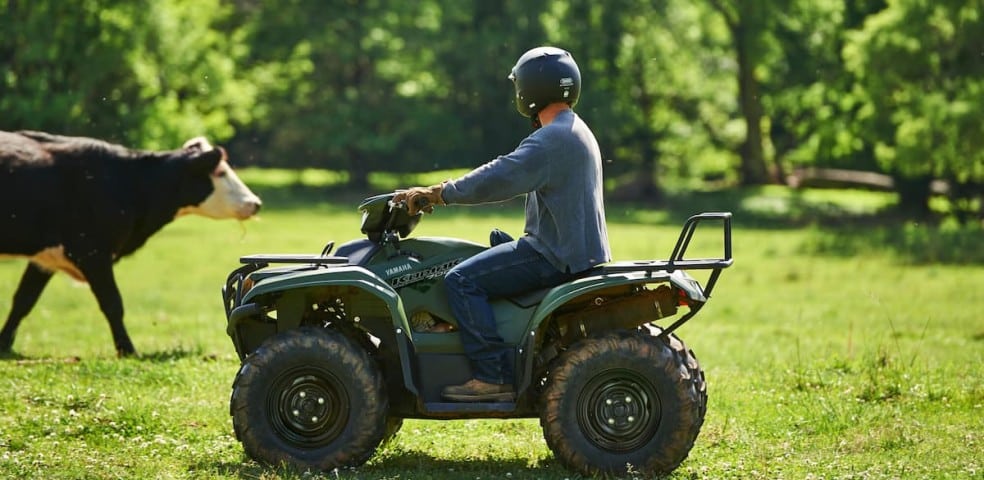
602, 212, 733, 339
602, 212, 731, 291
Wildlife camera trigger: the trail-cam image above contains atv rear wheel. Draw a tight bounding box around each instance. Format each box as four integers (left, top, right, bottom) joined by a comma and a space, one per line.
230, 327, 388, 470
539, 328, 706, 477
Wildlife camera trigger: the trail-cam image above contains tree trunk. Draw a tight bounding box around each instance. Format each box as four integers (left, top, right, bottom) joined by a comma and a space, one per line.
734, 23, 771, 185
347, 150, 370, 191
634, 69, 664, 203
637, 142, 664, 204
893, 174, 933, 218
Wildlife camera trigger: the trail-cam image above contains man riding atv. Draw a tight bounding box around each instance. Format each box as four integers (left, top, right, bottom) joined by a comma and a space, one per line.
394, 46, 610, 402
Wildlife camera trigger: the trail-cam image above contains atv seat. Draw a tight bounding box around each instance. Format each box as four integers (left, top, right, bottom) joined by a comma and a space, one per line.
506, 288, 552, 309
504, 265, 609, 308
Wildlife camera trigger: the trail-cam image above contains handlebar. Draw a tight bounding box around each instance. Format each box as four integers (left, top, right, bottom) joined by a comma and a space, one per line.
388, 194, 432, 215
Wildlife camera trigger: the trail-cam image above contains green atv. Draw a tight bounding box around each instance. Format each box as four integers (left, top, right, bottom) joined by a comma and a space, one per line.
221, 194, 732, 477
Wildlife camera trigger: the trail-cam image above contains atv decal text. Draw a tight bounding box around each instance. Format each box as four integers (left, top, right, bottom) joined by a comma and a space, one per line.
384, 263, 414, 276
390, 259, 462, 288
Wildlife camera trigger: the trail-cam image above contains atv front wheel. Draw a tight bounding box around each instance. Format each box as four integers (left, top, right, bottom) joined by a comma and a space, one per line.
539, 328, 706, 477
230, 327, 388, 470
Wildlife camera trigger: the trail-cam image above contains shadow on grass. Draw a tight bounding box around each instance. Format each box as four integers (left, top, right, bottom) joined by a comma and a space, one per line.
679, 189, 983, 264
0, 351, 82, 365
194, 453, 571, 480
801, 223, 984, 264
136, 345, 213, 363
0, 346, 211, 363
654, 187, 902, 229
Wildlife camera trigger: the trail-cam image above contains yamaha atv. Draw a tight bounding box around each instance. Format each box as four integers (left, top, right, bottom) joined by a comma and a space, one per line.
221, 193, 732, 477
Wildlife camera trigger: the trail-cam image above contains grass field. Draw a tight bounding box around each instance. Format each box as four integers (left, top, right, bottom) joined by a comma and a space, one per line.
0, 178, 981, 479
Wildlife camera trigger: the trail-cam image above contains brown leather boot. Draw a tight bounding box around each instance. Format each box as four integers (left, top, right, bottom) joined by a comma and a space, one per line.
442, 378, 515, 402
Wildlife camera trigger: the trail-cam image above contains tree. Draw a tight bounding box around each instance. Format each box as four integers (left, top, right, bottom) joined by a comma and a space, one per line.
760, 0, 889, 179
546, 0, 737, 200
844, 0, 984, 219
421, 0, 549, 168
227, 0, 419, 187
706, 0, 774, 185
0, 0, 253, 148
227, 0, 551, 187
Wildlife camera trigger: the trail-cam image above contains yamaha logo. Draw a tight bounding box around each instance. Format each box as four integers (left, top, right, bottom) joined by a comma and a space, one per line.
384, 263, 414, 276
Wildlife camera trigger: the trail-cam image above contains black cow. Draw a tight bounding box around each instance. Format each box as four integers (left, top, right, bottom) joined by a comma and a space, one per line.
0, 130, 261, 356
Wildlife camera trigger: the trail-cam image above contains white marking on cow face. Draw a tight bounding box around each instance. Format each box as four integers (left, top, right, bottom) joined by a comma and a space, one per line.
178, 159, 262, 220
175, 141, 262, 220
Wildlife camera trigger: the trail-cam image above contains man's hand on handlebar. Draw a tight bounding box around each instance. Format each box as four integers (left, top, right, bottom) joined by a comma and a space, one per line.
393, 184, 445, 215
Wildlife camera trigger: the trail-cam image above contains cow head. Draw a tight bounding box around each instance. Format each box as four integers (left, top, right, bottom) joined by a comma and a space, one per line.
176, 137, 262, 220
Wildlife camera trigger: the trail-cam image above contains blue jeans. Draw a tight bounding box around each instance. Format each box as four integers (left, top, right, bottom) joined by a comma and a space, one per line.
444, 237, 574, 384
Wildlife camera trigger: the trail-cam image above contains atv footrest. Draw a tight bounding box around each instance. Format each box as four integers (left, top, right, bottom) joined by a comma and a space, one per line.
423, 402, 517, 414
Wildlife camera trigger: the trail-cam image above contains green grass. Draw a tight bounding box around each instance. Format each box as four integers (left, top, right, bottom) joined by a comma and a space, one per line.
0, 184, 981, 479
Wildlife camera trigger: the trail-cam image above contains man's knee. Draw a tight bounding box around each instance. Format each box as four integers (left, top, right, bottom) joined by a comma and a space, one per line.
444, 269, 473, 296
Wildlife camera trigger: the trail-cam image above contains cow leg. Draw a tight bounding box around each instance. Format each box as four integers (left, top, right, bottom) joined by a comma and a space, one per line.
77, 256, 136, 357
0, 263, 54, 353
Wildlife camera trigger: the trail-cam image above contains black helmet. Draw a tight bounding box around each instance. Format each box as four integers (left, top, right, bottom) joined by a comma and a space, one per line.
508, 46, 581, 119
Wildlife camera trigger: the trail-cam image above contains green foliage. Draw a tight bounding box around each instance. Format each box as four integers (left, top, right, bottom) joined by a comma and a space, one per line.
548, 1, 738, 189
0, 0, 252, 147
225, 0, 547, 185
125, 0, 257, 147
1, 0, 981, 217
1, 1, 138, 138
763, 1, 867, 169
844, 0, 984, 217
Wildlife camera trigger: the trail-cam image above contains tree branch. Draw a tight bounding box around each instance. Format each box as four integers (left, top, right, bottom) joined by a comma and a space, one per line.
706, 0, 738, 30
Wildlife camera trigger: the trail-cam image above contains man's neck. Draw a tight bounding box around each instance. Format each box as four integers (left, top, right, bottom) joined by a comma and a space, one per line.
537, 103, 571, 126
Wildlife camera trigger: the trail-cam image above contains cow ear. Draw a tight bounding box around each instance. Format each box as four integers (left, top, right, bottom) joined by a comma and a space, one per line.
182, 136, 214, 154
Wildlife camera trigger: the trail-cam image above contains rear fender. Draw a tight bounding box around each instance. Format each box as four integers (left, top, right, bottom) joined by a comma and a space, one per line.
518, 269, 705, 352
504, 270, 703, 397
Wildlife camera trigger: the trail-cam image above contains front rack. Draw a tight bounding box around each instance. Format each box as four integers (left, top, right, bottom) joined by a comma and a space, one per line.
222, 254, 348, 318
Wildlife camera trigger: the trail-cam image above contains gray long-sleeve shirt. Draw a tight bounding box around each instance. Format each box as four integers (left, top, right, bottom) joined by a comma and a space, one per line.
441, 109, 611, 273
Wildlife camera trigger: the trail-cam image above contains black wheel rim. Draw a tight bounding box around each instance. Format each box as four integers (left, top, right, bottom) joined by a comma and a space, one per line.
576, 368, 661, 452
268, 366, 349, 448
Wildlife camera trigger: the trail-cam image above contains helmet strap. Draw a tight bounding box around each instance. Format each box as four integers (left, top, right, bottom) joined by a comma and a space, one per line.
531, 111, 543, 129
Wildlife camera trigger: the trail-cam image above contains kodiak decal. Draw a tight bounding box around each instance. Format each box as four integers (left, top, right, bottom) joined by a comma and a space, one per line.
389, 259, 462, 288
